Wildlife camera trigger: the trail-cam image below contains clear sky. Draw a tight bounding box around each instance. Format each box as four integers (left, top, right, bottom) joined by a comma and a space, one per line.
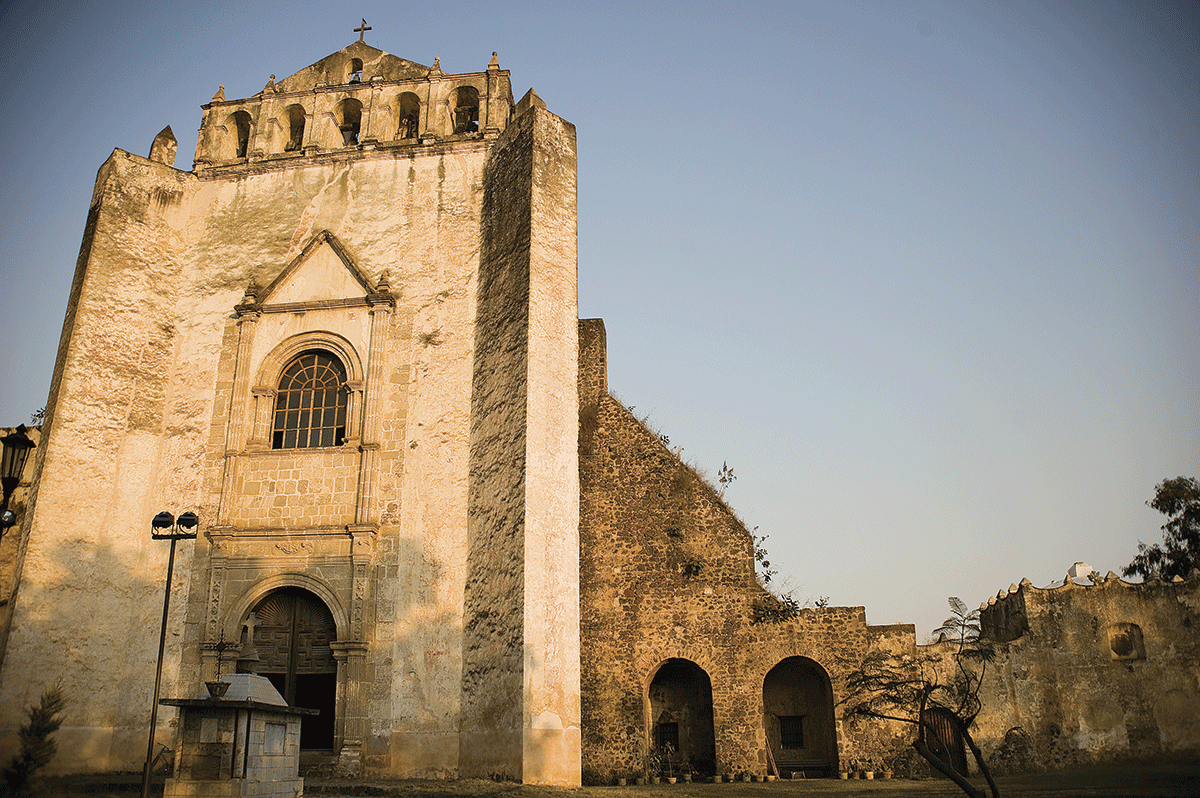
1, 0, 1196, 638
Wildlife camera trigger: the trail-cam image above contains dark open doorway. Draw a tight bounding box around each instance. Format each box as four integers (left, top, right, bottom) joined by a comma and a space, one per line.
648, 659, 716, 778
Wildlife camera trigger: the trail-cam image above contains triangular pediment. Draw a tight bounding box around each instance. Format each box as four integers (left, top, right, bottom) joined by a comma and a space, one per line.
258, 231, 373, 306
275, 42, 429, 93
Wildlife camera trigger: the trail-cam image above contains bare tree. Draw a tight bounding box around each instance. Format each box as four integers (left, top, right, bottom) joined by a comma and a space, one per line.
841, 598, 1000, 798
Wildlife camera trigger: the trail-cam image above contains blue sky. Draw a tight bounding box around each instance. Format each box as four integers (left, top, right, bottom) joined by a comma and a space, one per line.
1, 0, 1196, 637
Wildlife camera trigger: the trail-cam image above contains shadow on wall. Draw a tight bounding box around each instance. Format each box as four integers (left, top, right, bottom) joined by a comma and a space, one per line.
0, 535, 167, 772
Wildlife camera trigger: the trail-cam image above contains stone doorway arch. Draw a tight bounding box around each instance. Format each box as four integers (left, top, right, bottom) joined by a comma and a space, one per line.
762, 657, 837, 777
647, 659, 716, 778
250, 587, 338, 750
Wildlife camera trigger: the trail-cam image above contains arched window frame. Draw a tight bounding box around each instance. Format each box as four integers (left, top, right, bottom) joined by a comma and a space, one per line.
251, 332, 364, 449
272, 351, 349, 449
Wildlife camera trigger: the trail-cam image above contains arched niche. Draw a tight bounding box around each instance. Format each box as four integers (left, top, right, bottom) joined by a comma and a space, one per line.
762, 657, 837, 776
647, 659, 716, 777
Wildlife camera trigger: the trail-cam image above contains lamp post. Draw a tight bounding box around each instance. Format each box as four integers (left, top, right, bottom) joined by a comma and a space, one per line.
0, 425, 35, 535
141, 510, 198, 798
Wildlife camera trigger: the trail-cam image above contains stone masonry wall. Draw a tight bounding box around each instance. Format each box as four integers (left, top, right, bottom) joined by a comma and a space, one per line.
969, 575, 1200, 772
578, 320, 913, 783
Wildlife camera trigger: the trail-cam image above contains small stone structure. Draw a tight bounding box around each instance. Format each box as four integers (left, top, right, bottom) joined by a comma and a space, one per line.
161, 674, 315, 798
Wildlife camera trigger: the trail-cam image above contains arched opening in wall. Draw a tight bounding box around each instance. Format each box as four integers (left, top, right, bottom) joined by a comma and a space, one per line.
285, 104, 306, 151
923, 707, 968, 776
397, 92, 420, 139
347, 57, 363, 83
762, 657, 837, 777
225, 110, 253, 159
336, 98, 363, 146
251, 587, 338, 750
272, 351, 348, 449
451, 86, 479, 134
648, 659, 716, 778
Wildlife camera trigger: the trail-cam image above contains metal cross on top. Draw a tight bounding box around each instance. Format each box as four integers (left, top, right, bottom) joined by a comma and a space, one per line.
355, 18, 371, 42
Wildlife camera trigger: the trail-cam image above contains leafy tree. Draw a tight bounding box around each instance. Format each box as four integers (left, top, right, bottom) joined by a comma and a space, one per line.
841, 598, 1000, 798
1124, 477, 1200, 581
1, 682, 66, 798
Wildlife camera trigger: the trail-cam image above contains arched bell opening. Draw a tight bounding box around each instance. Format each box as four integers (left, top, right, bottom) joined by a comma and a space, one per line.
285, 104, 306, 152
224, 110, 253, 159
762, 657, 837, 777
335, 98, 363, 146
249, 587, 338, 751
647, 659, 716, 778
397, 92, 420, 140
450, 86, 479, 134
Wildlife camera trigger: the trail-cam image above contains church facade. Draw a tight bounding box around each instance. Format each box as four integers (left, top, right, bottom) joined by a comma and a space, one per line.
0, 40, 1196, 785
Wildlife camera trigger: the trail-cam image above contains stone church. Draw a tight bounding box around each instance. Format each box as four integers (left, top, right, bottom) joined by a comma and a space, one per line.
0, 40, 1196, 786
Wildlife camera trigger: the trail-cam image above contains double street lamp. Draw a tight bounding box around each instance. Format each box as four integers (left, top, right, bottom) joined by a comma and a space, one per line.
0, 425, 34, 534
140, 510, 198, 798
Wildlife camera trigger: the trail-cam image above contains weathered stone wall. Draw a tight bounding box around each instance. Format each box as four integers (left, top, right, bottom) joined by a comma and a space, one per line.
577, 320, 913, 783
969, 575, 1200, 772
462, 93, 580, 785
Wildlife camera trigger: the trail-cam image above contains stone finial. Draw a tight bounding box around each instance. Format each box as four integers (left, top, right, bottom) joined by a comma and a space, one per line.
263, 74, 276, 93
988, 595, 997, 606
429, 56, 444, 77
375, 270, 392, 292
488, 51, 500, 71
1009, 583, 1018, 594
149, 126, 177, 166
212, 84, 226, 102
235, 281, 262, 316
1106, 570, 1119, 581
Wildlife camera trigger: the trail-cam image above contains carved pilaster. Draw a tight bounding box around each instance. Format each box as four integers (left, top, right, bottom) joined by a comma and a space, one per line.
201, 536, 230, 679
332, 640, 369, 776
355, 296, 392, 525
247, 387, 275, 449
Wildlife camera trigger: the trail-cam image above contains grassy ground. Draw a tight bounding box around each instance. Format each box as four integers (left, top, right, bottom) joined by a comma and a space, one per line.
300, 764, 1199, 798
43, 763, 1200, 798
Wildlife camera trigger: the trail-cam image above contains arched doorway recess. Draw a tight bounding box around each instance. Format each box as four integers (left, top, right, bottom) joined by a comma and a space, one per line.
251, 587, 338, 750
924, 707, 968, 776
647, 659, 716, 777
762, 657, 837, 777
